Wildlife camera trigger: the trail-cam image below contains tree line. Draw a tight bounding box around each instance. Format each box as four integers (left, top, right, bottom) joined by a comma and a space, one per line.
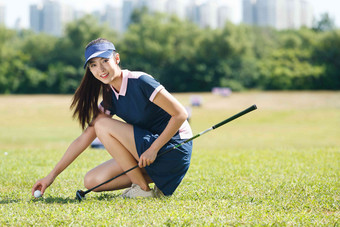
0, 11, 339, 94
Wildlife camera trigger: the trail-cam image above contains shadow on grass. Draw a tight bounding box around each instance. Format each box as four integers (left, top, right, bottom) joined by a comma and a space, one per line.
0, 198, 20, 204
32, 196, 79, 204
31, 193, 121, 204
0, 193, 126, 205
93, 193, 120, 201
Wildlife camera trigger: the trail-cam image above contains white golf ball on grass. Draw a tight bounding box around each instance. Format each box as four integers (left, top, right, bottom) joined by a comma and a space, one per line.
34, 190, 42, 198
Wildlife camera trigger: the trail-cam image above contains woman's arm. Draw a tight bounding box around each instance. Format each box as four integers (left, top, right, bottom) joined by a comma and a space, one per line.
31, 126, 97, 196
138, 89, 188, 167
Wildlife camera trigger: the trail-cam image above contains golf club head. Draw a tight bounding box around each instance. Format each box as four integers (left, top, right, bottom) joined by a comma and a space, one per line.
76, 190, 85, 202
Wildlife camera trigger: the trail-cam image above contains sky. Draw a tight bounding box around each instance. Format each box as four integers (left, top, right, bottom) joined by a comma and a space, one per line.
1, 0, 340, 29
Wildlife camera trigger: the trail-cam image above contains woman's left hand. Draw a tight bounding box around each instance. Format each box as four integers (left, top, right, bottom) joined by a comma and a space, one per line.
139, 148, 158, 168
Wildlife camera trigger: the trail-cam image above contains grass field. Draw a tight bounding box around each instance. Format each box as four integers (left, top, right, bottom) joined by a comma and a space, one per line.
0, 91, 339, 226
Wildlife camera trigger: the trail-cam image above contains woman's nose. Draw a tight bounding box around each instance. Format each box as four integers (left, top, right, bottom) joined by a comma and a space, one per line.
99, 63, 105, 71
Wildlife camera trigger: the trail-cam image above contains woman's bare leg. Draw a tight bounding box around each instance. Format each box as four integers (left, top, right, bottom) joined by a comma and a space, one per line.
93, 116, 151, 191
84, 159, 152, 192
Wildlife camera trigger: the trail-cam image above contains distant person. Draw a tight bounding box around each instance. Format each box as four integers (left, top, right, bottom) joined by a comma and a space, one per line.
32, 38, 193, 198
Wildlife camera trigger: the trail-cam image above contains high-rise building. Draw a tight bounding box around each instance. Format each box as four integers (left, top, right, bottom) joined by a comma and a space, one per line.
165, 0, 187, 20
243, 0, 256, 25
144, 0, 167, 13
300, 0, 313, 27
242, 0, 313, 29
103, 5, 123, 33
0, 2, 5, 25
14, 18, 22, 30
61, 4, 75, 26
42, 0, 62, 36
256, 0, 272, 27
276, 0, 288, 29
122, 0, 135, 31
186, 0, 200, 24
198, 1, 218, 29
30, 4, 43, 33
218, 6, 232, 28
30, 0, 76, 36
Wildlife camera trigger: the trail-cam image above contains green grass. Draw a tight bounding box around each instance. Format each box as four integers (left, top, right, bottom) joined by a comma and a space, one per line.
0, 92, 339, 226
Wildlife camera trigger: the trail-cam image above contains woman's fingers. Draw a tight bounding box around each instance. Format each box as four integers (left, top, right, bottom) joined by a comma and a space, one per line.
31, 177, 53, 196
139, 156, 147, 168
31, 182, 42, 196
40, 184, 47, 195
138, 155, 153, 168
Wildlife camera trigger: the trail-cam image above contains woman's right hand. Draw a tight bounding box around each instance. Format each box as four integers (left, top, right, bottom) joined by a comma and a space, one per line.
31, 175, 54, 197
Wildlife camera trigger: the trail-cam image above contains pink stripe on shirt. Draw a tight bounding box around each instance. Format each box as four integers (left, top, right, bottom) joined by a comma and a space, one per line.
149, 85, 164, 102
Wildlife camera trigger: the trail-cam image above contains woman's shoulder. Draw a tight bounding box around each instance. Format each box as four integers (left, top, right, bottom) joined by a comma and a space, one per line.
124, 70, 161, 88
124, 70, 153, 80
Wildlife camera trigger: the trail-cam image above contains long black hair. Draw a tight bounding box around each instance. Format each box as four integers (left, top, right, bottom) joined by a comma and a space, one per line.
70, 38, 114, 130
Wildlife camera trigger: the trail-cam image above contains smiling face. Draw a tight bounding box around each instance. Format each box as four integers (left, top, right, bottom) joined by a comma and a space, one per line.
88, 53, 121, 85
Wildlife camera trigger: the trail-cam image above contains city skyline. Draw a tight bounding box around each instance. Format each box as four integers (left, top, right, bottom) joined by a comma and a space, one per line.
27, 0, 236, 36
1, 0, 340, 29
243, 0, 314, 29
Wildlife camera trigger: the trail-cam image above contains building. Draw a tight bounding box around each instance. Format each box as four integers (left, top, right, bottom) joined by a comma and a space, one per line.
42, 0, 62, 36
30, 4, 43, 33
186, 0, 200, 25
102, 5, 123, 33
243, 0, 255, 25
143, 0, 167, 13
30, 0, 77, 36
276, 0, 288, 29
286, 0, 301, 29
27, 0, 239, 36
218, 6, 232, 28
300, 0, 313, 27
122, 0, 135, 31
165, 0, 187, 20
61, 4, 75, 26
242, 0, 313, 29
198, 2, 218, 29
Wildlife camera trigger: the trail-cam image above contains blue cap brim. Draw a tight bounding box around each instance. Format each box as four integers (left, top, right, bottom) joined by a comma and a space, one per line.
83, 50, 113, 68
84, 42, 116, 68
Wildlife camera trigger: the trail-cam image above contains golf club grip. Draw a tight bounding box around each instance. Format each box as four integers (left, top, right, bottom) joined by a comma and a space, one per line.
212, 104, 257, 129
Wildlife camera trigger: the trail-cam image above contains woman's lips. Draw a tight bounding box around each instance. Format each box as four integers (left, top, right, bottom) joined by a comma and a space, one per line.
101, 73, 109, 79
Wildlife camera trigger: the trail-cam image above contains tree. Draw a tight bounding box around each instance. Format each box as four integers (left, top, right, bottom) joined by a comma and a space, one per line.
53, 15, 118, 69
21, 33, 58, 71
121, 12, 205, 91
0, 27, 46, 93
313, 13, 336, 32
313, 30, 340, 89
47, 15, 118, 93
257, 29, 325, 90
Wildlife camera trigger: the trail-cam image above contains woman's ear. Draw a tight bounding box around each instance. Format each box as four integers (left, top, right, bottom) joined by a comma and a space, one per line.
115, 53, 120, 64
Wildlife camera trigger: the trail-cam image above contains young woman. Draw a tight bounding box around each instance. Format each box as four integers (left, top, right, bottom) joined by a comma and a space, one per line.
31, 38, 193, 198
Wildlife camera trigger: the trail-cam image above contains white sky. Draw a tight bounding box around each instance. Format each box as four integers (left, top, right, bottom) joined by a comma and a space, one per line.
1, 0, 339, 29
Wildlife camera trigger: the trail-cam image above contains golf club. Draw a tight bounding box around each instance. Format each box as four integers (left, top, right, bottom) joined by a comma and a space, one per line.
76, 104, 257, 201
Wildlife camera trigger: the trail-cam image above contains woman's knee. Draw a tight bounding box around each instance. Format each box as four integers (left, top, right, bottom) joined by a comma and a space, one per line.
93, 116, 110, 136
84, 170, 104, 191
93, 117, 125, 139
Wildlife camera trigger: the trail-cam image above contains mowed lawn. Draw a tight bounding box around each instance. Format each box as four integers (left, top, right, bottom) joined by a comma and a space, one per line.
0, 92, 339, 226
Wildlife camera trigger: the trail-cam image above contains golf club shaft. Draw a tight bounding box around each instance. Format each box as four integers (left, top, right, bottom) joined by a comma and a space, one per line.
83, 104, 257, 195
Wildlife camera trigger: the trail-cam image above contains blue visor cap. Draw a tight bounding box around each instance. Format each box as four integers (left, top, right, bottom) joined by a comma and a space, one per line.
84, 42, 116, 68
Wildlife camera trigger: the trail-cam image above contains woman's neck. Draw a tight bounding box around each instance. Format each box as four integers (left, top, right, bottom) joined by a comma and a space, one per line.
109, 70, 123, 93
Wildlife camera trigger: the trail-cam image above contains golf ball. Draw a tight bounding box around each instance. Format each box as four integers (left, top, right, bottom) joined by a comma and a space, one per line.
34, 190, 42, 198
